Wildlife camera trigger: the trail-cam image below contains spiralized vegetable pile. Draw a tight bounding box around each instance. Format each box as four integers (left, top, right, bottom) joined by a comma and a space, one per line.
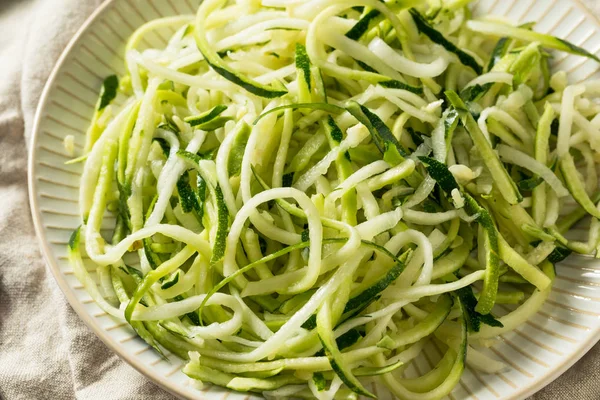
68, 0, 600, 398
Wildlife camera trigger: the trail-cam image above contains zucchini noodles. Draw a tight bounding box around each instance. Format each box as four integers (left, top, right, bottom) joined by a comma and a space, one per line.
67, 0, 600, 398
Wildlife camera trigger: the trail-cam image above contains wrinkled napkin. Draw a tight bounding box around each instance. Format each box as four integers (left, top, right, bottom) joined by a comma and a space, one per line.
0, 0, 599, 399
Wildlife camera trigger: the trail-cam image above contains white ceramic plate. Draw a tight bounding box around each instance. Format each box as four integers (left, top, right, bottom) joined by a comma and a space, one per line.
28, 0, 600, 399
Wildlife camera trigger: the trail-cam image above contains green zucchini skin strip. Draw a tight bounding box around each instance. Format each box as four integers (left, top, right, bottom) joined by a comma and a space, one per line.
510, 42, 542, 87
110, 267, 167, 359
227, 123, 251, 176
143, 196, 164, 271
177, 171, 201, 214
313, 372, 327, 391
397, 350, 455, 393
318, 360, 404, 380
459, 82, 494, 103
334, 329, 363, 351
98, 75, 119, 111
417, 157, 499, 314
124, 246, 196, 323
379, 80, 424, 94
184, 105, 227, 127
315, 329, 364, 357
253, 103, 345, 125
410, 9, 483, 74
324, 116, 358, 225
317, 300, 376, 399
160, 271, 180, 290
117, 100, 141, 189
431, 236, 472, 280
343, 250, 411, 318
143, 237, 162, 270
153, 138, 171, 158
486, 37, 511, 72
306, 244, 411, 330
463, 193, 500, 315
547, 246, 572, 264
194, 0, 287, 98
196, 176, 207, 223
353, 360, 404, 377
326, 115, 343, 143
144, 320, 198, 359
84, 75, 120, 152
557, 190, 600, 232
455, 285, 502, 333
532, 103, 554, 226
210, 185, 230, 264
346, 101, 408, 158
116, 267, 197, 359
295, 43, 312, 91
559, 153, 600, 220
467, 20, 600, 63
346, 9, 381, 41
418, 157, 459, 193
446, 90, 522, 205
518, 176, 544, 191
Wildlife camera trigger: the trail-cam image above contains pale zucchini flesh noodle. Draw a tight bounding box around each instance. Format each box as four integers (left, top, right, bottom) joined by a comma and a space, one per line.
67, 0, 600, 398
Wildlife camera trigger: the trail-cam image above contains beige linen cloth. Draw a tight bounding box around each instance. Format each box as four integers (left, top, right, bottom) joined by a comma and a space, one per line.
1, 0, 600, 399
